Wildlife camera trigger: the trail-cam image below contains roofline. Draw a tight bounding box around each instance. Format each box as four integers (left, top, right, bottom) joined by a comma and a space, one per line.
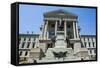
81, 35, 96, 37
43, 9, 78, 17
19, 34, 39, 36
19, 34, 96, 37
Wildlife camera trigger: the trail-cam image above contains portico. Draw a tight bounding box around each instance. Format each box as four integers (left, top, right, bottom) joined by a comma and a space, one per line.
41, 18, 79, 48
36, 9, 89, 62
43, 20, 77, 37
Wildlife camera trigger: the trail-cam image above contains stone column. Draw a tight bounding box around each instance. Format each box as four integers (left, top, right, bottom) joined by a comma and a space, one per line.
44, 20, 48, 40
42, 21, 45, 39
73, 21, 76, 39
40, 25, 44, 40
59, 19, 61, 26
76, 21, 79, 38
64, 21, 67, 38
64, 20, 67, 48
55, 20, 57, 36
42, 25, 45, 39
47, 31, 49, 39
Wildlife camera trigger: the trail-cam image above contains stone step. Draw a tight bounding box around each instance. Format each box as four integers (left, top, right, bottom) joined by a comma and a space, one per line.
37, 57, 82, 63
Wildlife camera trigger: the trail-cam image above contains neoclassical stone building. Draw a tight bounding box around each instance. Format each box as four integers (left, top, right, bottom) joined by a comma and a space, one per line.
19, 10, 96, 64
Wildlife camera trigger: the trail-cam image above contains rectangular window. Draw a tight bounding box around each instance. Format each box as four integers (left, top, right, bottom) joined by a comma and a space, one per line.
25, 51, 28, 56
20, 51, 22, 56
88, 42, 91, 47
24, 38, 26, 41
84, 42, 86, 47
93, 42, 95, 47
32, 42, 35, 48
27, 42, 30, 48
90, 50, 92, 54
22, 42, 25, 48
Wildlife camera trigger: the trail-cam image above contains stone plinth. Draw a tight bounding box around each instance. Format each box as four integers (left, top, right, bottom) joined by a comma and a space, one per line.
55, 32, 66, 48
44, 48, 73, 60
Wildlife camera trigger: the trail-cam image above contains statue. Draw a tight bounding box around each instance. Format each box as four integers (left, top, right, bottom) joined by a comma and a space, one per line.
51, 36, 56, 47
66, 37, 70, 47
52, 51, 68, 60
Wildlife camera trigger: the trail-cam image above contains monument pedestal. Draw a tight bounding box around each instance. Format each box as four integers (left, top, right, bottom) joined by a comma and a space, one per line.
55, 32, 67, 48
44, 48, 74, 60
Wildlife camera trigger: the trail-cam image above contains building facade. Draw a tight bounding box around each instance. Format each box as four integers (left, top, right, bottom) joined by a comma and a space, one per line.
81, 35, 96, 60
19, 10, 96, 64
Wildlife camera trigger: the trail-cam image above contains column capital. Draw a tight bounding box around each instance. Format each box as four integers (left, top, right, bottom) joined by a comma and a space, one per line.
43, 19, 48, 22
75, 20, 78, 23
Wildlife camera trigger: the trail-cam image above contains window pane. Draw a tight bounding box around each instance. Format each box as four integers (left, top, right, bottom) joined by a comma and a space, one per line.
22, 42, 25, 48
20, 51, 22, 56
27, 42, 30, 48
25, 51, 28, 56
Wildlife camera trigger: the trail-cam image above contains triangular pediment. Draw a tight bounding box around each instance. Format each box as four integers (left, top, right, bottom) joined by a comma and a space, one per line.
44, 9, 77, 18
